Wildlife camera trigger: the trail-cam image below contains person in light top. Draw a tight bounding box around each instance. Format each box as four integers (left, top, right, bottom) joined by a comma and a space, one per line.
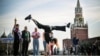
32, 28, 40, 55
52, 38, 59, 55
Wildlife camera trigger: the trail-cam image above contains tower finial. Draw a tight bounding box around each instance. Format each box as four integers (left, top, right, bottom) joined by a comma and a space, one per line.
14, 18, 17, 25
77, 0, 80, 7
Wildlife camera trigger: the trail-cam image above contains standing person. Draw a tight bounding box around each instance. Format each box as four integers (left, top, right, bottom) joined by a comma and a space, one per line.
52, 38, 59, 55
42, 32, 46, 55
13, 24, 21, 56
72, 37, 79, 55
32, 28, 40, 55
22, 26, 31, 56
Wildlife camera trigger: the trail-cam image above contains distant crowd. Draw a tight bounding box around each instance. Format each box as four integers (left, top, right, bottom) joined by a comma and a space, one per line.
63, 37, 100, 55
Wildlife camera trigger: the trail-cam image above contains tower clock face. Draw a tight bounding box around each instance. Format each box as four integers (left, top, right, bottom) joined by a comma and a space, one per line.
79, 18, 82, 22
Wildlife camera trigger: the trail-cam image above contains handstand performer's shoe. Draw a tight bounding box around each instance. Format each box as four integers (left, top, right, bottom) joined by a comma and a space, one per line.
25, 14, 32, 20
66, 22, 71, 28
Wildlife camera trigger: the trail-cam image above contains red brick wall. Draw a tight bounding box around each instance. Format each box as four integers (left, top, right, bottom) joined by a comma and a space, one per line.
63, 39, 72, 49
71, 28, 88, 40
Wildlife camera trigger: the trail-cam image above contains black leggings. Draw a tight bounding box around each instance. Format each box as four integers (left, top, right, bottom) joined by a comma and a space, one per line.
32, 19, 66, 32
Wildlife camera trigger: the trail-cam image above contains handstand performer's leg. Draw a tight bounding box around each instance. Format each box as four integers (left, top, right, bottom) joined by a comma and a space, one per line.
31, 19, 44, 29
25, 14, 70, 32
32, 19, 52, 32
31, 19, 50, 29
52, 26, 66, 31
51, 23, 70, 31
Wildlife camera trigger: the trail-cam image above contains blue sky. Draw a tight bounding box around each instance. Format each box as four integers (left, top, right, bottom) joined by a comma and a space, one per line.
0, 0, 100, 50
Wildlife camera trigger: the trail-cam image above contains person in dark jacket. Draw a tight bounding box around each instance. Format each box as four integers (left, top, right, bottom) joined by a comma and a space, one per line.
13, 24, 21, 56
72, 37, 79, 55
22, 26, 31, 56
